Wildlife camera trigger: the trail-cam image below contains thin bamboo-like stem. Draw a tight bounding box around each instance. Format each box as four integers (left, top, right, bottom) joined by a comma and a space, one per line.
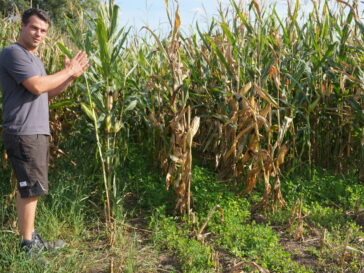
84, 74, 111, 226
187, 106, 191, 217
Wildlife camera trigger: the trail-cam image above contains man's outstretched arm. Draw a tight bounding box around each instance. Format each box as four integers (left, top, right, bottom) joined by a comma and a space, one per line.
48, 77, 73, 100
22, 51, 88, 96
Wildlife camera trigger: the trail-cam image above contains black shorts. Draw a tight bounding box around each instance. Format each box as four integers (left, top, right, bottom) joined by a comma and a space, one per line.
3, 133, 49, 198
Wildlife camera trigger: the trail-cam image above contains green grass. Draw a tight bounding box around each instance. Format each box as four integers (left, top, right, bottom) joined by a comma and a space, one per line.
0, 139, 110, 272
0, 136, 160, 273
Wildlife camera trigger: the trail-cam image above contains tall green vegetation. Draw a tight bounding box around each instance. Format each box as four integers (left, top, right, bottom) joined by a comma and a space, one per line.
58, 0, 131, 242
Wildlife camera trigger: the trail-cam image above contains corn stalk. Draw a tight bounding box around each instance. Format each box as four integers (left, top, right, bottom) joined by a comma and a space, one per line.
143, 1, 200, 216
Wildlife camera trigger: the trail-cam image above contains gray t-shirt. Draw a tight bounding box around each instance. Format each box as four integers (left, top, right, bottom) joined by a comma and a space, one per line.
0, 42, 50, 135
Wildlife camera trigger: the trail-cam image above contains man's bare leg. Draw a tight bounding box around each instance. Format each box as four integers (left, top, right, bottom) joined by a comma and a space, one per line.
16, 193, 39, 241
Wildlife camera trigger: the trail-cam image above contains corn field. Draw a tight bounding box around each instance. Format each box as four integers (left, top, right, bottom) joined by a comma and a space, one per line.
0, 0, 363, 225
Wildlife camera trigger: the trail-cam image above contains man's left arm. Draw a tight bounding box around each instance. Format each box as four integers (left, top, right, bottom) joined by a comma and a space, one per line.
47, 55, 81, 100
48, 77, 73, 100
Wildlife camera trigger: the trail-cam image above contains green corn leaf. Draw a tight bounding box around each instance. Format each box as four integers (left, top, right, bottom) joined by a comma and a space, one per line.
109, 3, 119, 39
124, 100, 138, 112
111, 27, 131, 65
91, 91, 106, 112
56, 42, 73, 59
307, 95, 321, 113
355, 18, 364, 36
196, 23, 211, 50
321, 9, 329, 41
348, 98, 364, 123
232, 1, 253, 34
84, 29, 94, 55
220, 22, 236, 48
65, 18, 82, 49
95, 11, 111, 75
50, 99, 77, 109
141, 26, 168, 61
314, 42, 337, 70
205, 34, 233, 77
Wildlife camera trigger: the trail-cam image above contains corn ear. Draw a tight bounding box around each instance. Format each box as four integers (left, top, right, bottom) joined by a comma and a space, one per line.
81, 103, 95, 122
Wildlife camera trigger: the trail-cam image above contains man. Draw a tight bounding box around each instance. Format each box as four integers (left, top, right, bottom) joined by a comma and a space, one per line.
0, 8, 89, 253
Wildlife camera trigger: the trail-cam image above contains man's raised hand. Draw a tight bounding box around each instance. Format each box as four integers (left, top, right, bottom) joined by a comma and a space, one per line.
68, 51, 89, 79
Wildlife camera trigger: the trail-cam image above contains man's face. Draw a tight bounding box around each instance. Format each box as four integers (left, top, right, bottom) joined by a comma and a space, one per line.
20, 15, 49, 51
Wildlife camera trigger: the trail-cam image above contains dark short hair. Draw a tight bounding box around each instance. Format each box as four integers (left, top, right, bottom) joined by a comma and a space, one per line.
22, 8, 51, 26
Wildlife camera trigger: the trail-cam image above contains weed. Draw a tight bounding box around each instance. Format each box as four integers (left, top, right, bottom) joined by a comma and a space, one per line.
150, 208, 215, 273
282, 169, 364, 209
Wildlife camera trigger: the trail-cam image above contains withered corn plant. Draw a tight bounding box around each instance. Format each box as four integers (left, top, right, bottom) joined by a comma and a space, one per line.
126, 0, 363, 213
184, 1, 293, 209
181, 0, 363, 209
143, 0, 200, 216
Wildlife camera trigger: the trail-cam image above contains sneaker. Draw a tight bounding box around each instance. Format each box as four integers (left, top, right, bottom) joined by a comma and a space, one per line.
32, 231, 66, 252
20, 239, 34, 254
20, 238, 50, 266
20, 232, 66, 254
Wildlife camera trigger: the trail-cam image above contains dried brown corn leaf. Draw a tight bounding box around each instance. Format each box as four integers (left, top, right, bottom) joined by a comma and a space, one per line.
170, 155, 184, 165
260, 105, 271, 118
239, 82, 252, 97
225, 112, 239, 126
190, 117, 200, 136
240, 151, 251, 165
273, 116, 293, 153
273, 177, 286, 207
187, 116, 200, 146
248, 133, 259, 151
256, 115, 270, 131
245, 167, 261, 193
254, 84, 279, 108
250, 96, 257, 111
276, 144, 289, 168
224, 143, 237, 160
166, 168, 174, 190
242, 261, 269, 273
236, 123, 255, 142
